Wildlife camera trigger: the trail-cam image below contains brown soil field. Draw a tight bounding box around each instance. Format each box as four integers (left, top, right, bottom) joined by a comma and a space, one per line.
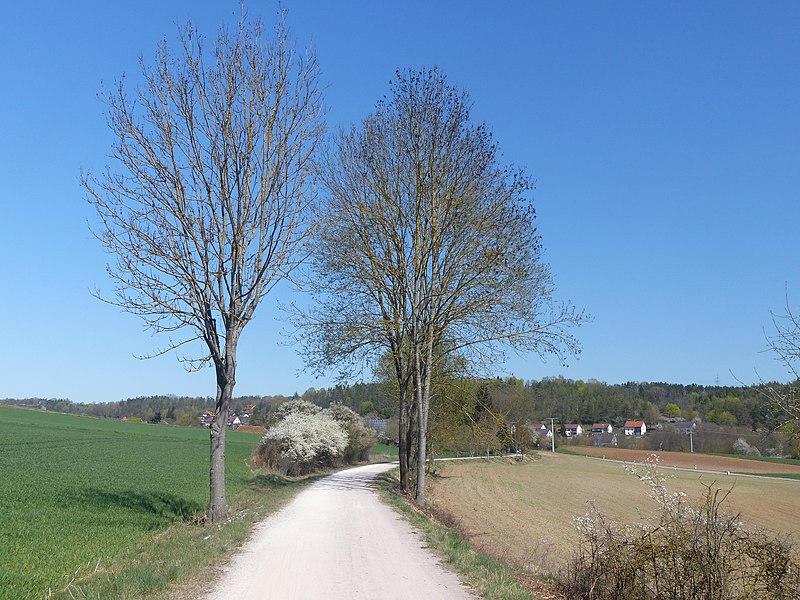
565, 446, 800, 475
236, 424, 267, 434
427, 453, 800, 582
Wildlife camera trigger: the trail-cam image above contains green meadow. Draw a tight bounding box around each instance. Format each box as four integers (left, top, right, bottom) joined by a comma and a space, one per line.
0, 406, 266, 599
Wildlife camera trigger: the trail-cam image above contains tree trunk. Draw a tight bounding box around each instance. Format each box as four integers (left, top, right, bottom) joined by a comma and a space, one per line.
209, 337, 238, 523
414, 336, 433, 506
398, 382, 411, 493
209, 393, 229, 523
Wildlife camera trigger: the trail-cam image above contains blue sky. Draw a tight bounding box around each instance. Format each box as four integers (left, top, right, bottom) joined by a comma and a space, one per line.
1, 1, 798, 403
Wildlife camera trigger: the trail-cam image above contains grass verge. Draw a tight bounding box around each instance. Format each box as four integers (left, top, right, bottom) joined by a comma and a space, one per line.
743, 472, 800, 480
710, 452, 800, 466
374, 468, 539, 600
49, 473, 320, 600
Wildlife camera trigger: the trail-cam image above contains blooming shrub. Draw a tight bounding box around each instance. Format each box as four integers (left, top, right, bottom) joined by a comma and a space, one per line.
254, 411, 347, 476
275, 399, 322, 420
326, 403, 377, 463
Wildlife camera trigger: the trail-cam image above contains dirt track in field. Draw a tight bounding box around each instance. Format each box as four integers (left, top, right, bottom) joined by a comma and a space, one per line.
427, 453, 800, 580
565, 446, 800, 475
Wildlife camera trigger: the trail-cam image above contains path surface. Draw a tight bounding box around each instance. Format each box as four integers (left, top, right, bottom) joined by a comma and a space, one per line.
204, 463, 476, 600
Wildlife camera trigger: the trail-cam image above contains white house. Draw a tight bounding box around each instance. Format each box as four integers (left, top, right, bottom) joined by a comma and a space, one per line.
563, 424, 583, 437
529, 423, 553, 438
623, 420, 647, 436
591, 423, 613, 434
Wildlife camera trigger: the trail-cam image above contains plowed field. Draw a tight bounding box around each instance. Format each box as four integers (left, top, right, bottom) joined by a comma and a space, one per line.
427, 453, 800, 581
565, 446, 800, 475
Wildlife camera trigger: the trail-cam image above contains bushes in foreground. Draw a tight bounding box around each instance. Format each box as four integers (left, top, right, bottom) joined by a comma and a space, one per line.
252, 401, 376, 476
560, 455, 800, 599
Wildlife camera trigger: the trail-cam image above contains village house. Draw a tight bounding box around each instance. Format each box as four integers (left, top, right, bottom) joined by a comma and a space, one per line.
239, 404, 255, 425
673, 419, 697, 434
591, 423, 613, 434
529, 423, 553, 438
365, 418, 388, 435
563, 423, 583, 437
593, 432, 618, 447
624, 420, 647, 436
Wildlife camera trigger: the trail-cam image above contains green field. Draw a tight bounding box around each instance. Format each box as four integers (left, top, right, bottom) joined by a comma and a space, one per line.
0, 407, 267, 599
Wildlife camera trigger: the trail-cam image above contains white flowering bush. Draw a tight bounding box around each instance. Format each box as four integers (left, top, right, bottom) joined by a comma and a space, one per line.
561, 454, 800, 599
275, 399, 322, 420
253, 401, 377, 476
325, 402, 377, 463
255, 411, 347, 476
268, 412, 347, 462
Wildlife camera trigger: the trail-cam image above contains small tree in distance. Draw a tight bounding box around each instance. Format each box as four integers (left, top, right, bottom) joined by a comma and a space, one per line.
83, 13, 324, 523
298, 67, 587, 504
760, 292, 800, 456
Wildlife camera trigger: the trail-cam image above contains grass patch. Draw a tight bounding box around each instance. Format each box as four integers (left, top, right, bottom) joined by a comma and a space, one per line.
369, 442, 397, 462
554, 447, 581, 456
374, 468, 538, 600
743, 472, 800, 480
0, 406, 311, 599
49, 473, 319, 600
710, 452, 800, 466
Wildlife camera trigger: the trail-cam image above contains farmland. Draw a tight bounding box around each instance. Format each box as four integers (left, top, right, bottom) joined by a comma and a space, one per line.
426, 452, 800, 582
0, 407, 269, 599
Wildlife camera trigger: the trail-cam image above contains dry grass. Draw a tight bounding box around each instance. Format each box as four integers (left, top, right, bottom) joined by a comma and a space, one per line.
426, 453, 800, 581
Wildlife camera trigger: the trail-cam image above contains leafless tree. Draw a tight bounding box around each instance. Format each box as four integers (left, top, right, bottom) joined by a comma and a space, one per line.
298, 67, 586, 504
764, 292, 800, 428
83, 14, 324, 523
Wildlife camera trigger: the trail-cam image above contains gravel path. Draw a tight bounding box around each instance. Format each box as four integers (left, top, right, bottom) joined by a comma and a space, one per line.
204, 463, 476, 600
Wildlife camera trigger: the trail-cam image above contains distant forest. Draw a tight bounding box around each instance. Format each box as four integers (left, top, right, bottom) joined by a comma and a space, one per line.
0, 377, 791, 432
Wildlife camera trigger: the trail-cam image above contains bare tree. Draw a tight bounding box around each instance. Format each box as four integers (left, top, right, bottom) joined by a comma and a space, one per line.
83, 14, 324, 523
298, 68, 586, 504
764, 293, 800, 428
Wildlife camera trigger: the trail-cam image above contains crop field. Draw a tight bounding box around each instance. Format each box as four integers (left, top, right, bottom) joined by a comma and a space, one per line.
0, 407, 264, 599
564, 445, 800, 475
427, 452, 800, 581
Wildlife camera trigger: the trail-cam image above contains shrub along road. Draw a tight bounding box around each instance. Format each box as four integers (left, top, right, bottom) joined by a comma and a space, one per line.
204, 463, 475, 599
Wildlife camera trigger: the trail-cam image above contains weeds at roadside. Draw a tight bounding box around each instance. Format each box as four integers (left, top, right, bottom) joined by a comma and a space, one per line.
560, 454, 800, 599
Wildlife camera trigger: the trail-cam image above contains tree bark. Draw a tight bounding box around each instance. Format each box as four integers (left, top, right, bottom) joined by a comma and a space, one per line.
209, 336, 238, 523
414, 336, 434, 506
398, 383, 411, 493
209, 397, 229, 522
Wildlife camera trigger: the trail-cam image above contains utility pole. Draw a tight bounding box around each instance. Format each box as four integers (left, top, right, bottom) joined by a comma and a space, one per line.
549, 417, 556, 453
689, 429, 694, 453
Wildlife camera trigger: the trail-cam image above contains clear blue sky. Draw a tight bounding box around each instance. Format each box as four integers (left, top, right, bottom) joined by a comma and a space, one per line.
1, 1, 798, 403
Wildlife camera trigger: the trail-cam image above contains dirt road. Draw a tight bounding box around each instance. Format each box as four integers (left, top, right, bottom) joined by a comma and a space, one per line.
204, 463, 475, 600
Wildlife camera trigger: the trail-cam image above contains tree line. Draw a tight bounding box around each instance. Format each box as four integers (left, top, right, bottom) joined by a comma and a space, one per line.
3, 376, 789, 433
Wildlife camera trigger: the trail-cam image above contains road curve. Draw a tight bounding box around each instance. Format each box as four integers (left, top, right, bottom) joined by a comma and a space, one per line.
204, 463, 476, 600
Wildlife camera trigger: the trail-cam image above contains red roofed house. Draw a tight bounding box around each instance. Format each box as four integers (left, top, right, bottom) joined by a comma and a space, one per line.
624, 420, 647, 436
563, 424, 583, 437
